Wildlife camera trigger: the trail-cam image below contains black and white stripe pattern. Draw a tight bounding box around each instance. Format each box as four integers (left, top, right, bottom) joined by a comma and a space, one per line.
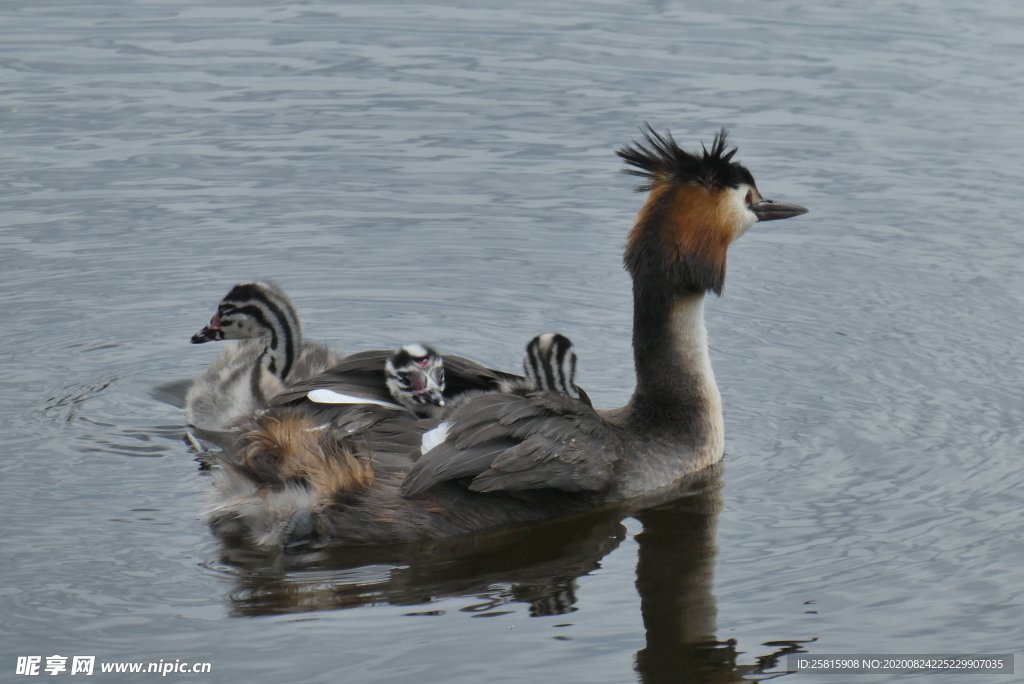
191, 282, 301, 382
384, 343, 446, 416
523, 333, 580, 399
186, 281, 346, 432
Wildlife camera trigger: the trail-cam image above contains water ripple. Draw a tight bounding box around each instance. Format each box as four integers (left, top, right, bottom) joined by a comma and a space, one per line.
3, 0, 1023, 682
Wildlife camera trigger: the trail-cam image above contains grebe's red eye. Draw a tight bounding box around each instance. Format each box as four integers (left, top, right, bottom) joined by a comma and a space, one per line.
744, 190, 753, 205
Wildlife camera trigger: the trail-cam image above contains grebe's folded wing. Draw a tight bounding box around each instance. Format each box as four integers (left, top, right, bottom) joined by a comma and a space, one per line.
442, 354, 522, 394
402, 392, 619, 497
269, 350, 394, 406
271, 350, 521, 407
325, 405, 437, 467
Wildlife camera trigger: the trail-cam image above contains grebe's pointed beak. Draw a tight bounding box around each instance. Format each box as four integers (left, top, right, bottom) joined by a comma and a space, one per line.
190, 326, 223, 343
751, 198, 808, 222
426, 378, 445, 408
190, 314, 223, 344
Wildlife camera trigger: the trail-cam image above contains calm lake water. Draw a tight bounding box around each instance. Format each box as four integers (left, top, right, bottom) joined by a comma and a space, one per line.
2, 1, 1022, 682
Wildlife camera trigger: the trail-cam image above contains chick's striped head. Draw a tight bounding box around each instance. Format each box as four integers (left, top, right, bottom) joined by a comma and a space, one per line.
523, 333, 580, 399
190, 282, 296, 344
385, 343, 446, 415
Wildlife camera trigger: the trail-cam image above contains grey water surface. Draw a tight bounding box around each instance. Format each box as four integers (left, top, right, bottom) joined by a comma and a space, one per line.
2, 1, 1022, 682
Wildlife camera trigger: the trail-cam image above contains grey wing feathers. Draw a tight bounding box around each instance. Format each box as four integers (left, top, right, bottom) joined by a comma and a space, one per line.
270, 350, 395, 406
271, 350, 521, 406
442, 355, 522, 394
402, 392, 619, 497
331, 406, 435, 468
284, 403, 431, 468
411, 440, 520, 486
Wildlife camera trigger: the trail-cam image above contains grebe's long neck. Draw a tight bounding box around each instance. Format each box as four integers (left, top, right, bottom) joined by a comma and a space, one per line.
630, 289, 721, 430
623, 184, 725, 446
246, 287, 302, 399
259, 315, 299, 382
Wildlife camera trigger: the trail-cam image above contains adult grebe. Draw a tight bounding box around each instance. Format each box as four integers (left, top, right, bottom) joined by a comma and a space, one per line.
207, 127, 807, 548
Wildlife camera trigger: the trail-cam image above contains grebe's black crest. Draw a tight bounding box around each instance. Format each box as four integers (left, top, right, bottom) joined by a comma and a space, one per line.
616, 125, 754, 192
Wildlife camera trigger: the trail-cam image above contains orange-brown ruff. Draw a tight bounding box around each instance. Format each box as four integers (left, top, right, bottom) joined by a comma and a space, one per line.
207, 126, 807, 549
630, 183, 739, 298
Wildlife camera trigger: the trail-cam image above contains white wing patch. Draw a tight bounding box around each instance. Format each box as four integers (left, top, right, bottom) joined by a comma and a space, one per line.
307, 389, 403, 409
420, 421, 449, 455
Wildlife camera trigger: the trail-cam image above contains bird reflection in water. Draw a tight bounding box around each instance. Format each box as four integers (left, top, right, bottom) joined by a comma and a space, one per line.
213, 465, 810, 680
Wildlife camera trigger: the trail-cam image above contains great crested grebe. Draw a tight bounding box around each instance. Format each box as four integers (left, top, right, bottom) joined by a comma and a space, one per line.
207, 127, 807, 548
185, 282, 342, 430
